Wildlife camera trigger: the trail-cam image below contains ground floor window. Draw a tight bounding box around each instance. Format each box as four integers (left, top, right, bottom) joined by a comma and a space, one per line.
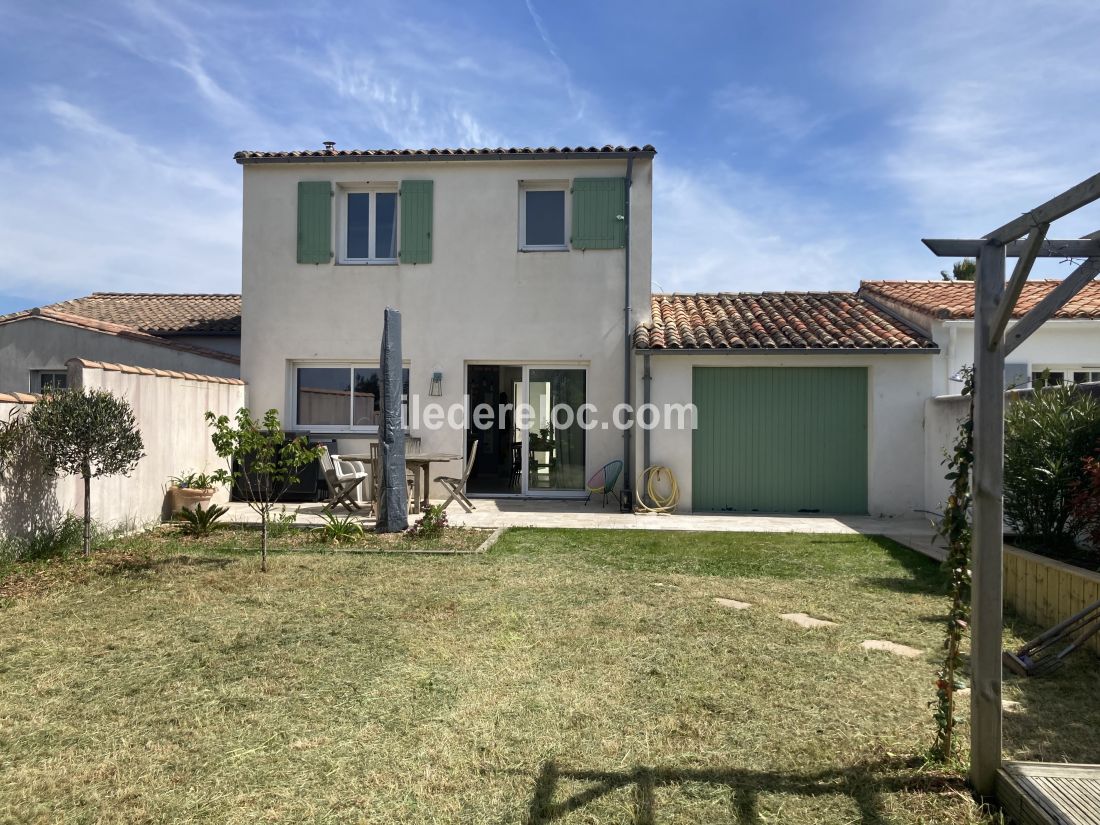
30, 370, 67, 393
294, 364, 409, 430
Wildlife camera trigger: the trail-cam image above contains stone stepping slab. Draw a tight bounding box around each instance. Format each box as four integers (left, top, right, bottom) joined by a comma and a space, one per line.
714, 597, 752, 610
860, 639, 923, 659
954, 688, 1023, 713
780, 612, 837, 629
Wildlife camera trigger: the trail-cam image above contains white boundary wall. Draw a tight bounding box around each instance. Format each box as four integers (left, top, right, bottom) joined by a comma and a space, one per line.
0, 359, 244, 539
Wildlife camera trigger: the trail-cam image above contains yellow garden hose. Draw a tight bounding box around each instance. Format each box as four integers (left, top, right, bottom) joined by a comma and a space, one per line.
635, 465, 679, 513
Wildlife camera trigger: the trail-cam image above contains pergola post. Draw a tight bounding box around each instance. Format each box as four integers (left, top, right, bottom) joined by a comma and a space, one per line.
970, 244, 1007, 796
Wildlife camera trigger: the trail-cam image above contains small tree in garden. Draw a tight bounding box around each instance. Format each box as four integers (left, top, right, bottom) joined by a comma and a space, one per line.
205, 408, 319, 572
28, 389, 144, 556
1004, 382, 1100, 548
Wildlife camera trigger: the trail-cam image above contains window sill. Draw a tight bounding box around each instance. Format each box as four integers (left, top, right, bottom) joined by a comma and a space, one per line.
519, 246, 569, 253
336, 260, 399, 266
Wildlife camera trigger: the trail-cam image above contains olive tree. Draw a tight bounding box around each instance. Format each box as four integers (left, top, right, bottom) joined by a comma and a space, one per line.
206, 408, 319, 571
29, 389, 145, 555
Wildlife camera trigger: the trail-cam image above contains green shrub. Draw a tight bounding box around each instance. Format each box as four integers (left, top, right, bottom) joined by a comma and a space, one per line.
408, 504, 448, 540
1004, 383, 1100, 546
266, 507, 298, 540
175, 503, 229, 537
169, 471, 219, 490
0, 514, 87, 563
312, 511, 364, 545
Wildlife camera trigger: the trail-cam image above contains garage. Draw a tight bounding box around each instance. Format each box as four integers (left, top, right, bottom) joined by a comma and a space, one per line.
691, 366, 868, 514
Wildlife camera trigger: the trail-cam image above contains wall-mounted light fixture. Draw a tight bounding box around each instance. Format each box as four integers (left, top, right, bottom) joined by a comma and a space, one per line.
429, 371, 443, 397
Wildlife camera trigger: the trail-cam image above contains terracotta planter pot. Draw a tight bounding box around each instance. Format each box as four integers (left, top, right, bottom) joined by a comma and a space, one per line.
166, 486, 215, 515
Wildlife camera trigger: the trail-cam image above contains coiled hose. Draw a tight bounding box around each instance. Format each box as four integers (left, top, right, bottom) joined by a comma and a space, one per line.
635, 465, 679, 513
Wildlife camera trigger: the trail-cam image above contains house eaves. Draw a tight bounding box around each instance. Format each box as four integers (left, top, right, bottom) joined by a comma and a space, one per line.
235, 145, 657, 165
0, 309, 240, 365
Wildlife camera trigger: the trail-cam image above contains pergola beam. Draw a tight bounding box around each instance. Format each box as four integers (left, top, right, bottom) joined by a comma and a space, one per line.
983, 170, 1100, 245
988, 223, 1049, 350
970, 245, 1007, 796
1004, 256, 1100, 355
922, 238, 1100, 258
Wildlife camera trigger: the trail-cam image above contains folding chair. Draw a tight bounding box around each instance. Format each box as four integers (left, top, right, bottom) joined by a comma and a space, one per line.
435, 441, 478, 512
318, 447, 367, 512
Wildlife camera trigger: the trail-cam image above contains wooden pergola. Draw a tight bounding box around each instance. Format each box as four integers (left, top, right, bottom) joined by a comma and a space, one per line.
923, 171, 1100, 808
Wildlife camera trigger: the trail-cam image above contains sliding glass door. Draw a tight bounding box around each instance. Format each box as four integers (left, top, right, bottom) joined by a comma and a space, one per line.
465, 364, 587, 497
527, 368, 586, 493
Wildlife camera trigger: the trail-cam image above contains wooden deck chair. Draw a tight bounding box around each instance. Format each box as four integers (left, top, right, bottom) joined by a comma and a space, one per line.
435, 441, 478, 512
585, 460, 623, 507
318, 447, 367, 512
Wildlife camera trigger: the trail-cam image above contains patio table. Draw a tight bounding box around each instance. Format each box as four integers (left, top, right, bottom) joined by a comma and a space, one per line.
339, 451, 461, 514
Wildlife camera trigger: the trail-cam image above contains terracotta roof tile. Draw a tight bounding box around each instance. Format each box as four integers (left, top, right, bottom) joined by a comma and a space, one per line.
235, 144, 656, 162
859, 280, 1100, 320
634, 292, 937, 351
23, 292, 241, 335
0, 294, 240, 363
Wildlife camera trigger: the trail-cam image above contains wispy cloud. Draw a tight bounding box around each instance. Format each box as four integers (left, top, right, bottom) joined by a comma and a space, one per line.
847, 0, 1100, 244
523, 0, 584, 121
712, 84, 824, 143
0, 89, 239, 298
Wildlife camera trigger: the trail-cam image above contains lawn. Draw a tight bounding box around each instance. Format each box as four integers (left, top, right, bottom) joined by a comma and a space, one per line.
1, 528, 1097, 824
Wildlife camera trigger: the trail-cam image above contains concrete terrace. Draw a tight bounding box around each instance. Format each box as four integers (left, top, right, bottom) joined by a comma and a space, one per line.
222, 499, 946, 561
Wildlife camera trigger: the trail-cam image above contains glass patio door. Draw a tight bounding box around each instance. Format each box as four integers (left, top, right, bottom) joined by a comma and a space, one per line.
525, 367, 586, 494
465, 364, 587, 497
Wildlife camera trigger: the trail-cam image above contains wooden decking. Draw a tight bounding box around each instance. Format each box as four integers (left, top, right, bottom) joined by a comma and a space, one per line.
998, 762, 1100, 825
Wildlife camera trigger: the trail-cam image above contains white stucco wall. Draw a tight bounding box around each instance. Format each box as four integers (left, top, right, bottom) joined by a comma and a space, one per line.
0, 362, 244, 539
923, 392, 970, 516
930, 319, 1100, 395
240, 156, 653, 494
642, 353, 936, 517
0, 316, 240, 390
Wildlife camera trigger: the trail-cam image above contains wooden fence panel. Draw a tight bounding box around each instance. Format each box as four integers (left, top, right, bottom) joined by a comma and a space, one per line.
1004, 546, 1100, 656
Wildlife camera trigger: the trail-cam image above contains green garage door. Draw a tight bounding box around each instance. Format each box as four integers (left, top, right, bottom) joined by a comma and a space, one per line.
692, 366, 868, 514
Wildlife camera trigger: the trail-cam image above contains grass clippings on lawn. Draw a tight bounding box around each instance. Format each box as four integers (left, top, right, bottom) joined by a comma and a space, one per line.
1, 527, 1096, 823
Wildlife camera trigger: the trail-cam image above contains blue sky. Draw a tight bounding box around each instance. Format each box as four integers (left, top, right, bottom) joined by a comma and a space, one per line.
2, 0, 1099, 314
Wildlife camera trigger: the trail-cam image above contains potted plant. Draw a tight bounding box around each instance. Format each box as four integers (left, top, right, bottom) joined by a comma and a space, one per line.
166, 470, 219, 516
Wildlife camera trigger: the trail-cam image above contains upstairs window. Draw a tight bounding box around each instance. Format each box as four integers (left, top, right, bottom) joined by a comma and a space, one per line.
519, 183, 567, 251
339, 188, 398, 263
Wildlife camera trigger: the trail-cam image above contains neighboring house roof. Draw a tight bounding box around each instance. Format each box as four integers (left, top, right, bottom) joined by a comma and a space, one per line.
11, 292, 242, 336
0, 307, 239, 364
634, 292, 938, 351
860, 280, 1100, 320
235, 144, 656, 163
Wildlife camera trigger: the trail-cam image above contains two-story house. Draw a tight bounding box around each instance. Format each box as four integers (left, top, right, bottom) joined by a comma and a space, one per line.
235, 145, 654, 499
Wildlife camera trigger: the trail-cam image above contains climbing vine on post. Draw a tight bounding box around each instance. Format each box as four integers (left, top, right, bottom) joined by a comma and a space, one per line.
932, 367, 974, 762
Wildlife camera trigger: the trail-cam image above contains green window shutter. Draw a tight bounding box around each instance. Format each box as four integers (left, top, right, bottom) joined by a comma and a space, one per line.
399, 180, 433, 264
297, 181, 332, 264
571, 177, 626, 249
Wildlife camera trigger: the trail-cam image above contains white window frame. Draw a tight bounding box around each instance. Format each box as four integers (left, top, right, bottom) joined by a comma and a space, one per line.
1031, 363, 1100, 386
337, 185, 399, 265
518, 181, 569, 252
291, 361, 410, 433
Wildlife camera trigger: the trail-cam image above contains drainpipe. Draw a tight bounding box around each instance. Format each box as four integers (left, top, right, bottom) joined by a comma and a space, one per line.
621, 152, 635, 511
642, 351, 652, 506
